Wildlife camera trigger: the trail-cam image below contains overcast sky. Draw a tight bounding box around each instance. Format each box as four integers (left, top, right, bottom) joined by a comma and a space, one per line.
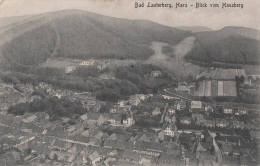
0, 0, 259, 29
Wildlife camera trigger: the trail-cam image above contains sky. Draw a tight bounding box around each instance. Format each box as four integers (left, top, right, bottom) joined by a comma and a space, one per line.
0, 0, 259, 29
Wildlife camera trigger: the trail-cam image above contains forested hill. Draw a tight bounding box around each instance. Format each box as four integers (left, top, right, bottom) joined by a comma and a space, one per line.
185, 26, 260, 66
0, 9, 190, 66
0, 9, 259, 67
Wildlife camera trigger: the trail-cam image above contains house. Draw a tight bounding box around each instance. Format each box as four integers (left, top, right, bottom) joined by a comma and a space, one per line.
231, 120, 245, 129
109, 105, 120, 113
167, 107, 176, 114
156, 153, 181, 166
135, 132, 159, 143
191, 101, 202, 109
201, 120, 215, 128
88, 137, 101, 147
121, 150, 141, 164
151, 70, 162, 78
162, 95, 177, 100
216, 119, 229, 128
80, 113, 88, 121
245, 67, 260, 85
223, 108, 233, 114
80, 150, 88, 164
165, 114, 176, 123
158, 130, 165, 141
104, 139, 131, 150
22, 114, 37, 123
175, 84, 191, 94
234, 108, 248, 116
129, 95, 142, 106
65, 66, 76, 74
138, 134, 152, 142
152, 107, 161, 116
133, 141, 163, 157
205, 105, 213, 112
232, 147, 241, 158
50, 139, 67, 151
107, 133, 129, 142
94, 131, 106, 140
221, 144, 233, 157
67, 125, 77, 134
196, 151, 216, 166
163, 125, 175, 137
87, 113, 106, 126
89, 151, 102, 165
179, 117, 192, 125
165, 142, 181, 155
99, 73, 115, 80
195, 142, 207, 159
105, 113, 123, 126
240, 155, 255, 166
192, 113, 204, 121
122, 112, 135, 127
140, 156, 152, 166
81, 129, 90, 137
29, 95, 42, 102
97, 63, 107, 71
108, 150, 118, 157
79, 60, 95, 66
176, 101, 186, 111
118, 100, 128, 107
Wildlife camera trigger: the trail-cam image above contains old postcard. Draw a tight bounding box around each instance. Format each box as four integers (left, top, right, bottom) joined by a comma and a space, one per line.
0, 0, 259, 165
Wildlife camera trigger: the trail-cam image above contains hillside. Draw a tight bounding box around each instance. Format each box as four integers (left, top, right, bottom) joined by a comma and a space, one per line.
0, 9, 190, 66
185, 26, 260, 66
176, 26, 212, 33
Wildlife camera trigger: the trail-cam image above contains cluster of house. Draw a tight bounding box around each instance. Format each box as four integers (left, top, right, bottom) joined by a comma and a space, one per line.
79, 111, 134, 128
36, 82, 74, 99
0, 82, 34, 112
165, 98, 255, 130
65, 59, 110, 74
46, 128, 184, 166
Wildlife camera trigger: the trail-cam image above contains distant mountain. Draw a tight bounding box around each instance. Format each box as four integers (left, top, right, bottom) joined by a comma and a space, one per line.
185, 26, 260, 66
0, 9, 190, 66
219, 26, 260, 40
177, 26, 212, 33
0, 10, 258, 68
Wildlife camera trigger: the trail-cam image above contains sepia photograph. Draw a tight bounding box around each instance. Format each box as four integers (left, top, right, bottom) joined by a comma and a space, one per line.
0, 0, 259, 165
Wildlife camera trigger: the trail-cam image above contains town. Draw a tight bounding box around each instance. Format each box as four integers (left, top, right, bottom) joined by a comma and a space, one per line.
0, 59, 259, 166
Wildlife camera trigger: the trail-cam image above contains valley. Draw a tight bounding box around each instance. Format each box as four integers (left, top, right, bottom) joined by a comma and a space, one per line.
0, 9, 259, 166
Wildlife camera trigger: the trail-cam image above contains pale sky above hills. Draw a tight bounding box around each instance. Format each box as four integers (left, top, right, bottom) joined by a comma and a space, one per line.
0, 0, 259, 29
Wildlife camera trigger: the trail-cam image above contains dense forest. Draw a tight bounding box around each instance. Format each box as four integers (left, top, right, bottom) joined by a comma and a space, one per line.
8, 97, 86, 121
1, 64, 176, 102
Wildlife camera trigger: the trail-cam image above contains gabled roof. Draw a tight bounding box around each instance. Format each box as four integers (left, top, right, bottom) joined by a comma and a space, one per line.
134, 141, 164, 152
196, 142, 207, 152
94, 131, 104, 140
158, 153, 180, 164
138, 134, 151, 142
107, 133, 129, 141
180, 116, 192, 121
87, 113, 100, 120
122, 150, 140, 161
89, 151, 101, 161
104, 113, 122, 121
221, 144, 233, 153
80, 113, 88, 121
